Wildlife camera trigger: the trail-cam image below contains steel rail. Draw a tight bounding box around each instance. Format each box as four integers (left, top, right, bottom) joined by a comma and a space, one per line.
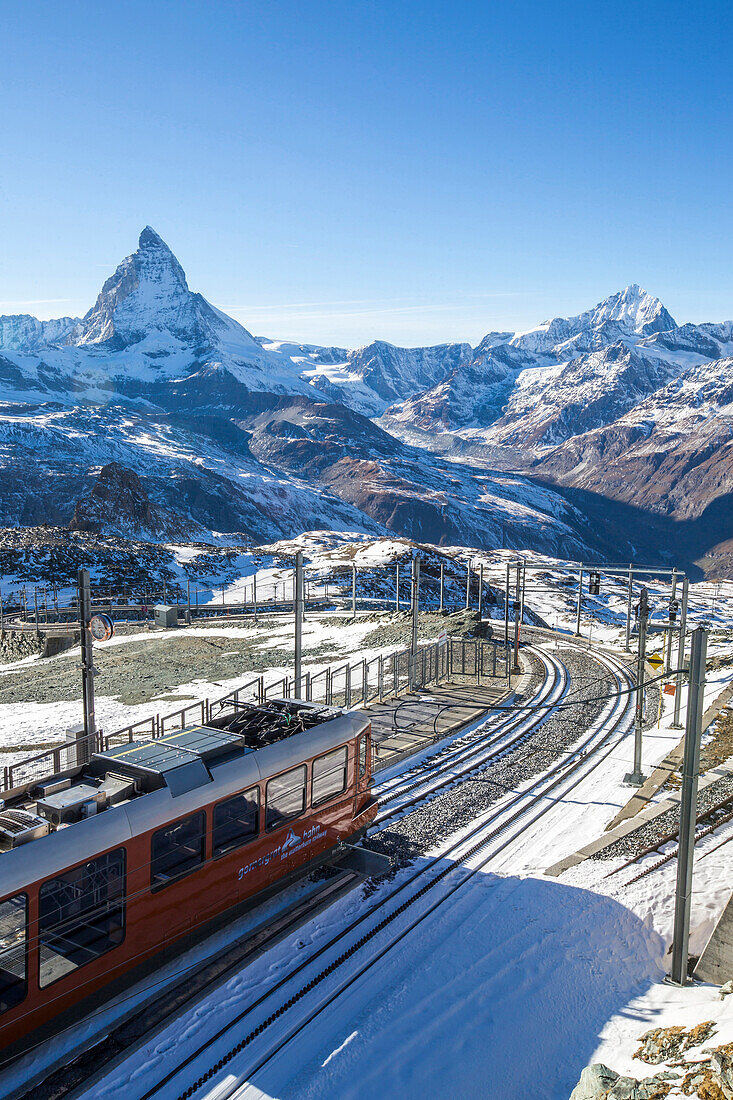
374, 649, 568, 825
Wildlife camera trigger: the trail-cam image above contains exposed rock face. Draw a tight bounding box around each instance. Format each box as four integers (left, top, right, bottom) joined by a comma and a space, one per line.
634, 1022, 716, 1064
568, 1063, 675, 1099
70, 462, 187, 539
0, 630, 44, 665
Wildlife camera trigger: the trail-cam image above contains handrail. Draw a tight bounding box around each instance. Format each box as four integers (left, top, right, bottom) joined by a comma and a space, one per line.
2, 635, 509, 795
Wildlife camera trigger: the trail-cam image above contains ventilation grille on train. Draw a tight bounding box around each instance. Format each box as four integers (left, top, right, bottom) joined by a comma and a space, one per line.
0, 809, 50, 850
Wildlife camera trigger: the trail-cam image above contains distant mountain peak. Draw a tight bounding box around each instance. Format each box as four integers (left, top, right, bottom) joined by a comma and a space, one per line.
588, 284, 675, 334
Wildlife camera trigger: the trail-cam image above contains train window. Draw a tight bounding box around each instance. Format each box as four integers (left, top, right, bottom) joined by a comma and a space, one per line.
359, 736, 367, 778
39, 849, 125, 989
151, 812, 206, 889
0, 894, 27, 1013
312, 747, 348, 806
213, 788, 259, 856
266, 765, 306, 831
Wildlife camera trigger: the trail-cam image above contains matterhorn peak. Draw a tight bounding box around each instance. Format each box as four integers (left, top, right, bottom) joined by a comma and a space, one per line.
138, 225, 169, 250
70, 226, 204, 348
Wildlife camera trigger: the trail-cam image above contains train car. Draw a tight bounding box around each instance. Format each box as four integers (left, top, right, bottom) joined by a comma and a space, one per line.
0, 698, 376, 1060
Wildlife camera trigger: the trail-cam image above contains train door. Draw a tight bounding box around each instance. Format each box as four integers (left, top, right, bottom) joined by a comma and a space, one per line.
357, 725, 372, 796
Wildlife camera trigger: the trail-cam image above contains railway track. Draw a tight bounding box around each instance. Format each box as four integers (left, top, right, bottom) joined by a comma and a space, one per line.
373, 647, 568, 825
8, 646, 562, 1100
81, 644, 634, 1100
11, 872, 362, 1100
606, 790, 733, 887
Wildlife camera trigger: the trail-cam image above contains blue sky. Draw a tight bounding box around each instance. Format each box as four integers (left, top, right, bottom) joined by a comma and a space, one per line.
1, 0, 731, 346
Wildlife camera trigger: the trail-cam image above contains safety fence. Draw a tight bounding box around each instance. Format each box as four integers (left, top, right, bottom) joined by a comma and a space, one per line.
1, 636, 508, 796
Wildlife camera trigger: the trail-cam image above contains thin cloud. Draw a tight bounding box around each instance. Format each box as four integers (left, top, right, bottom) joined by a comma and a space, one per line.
0, 298, 76, 306
221, 291, 527, 321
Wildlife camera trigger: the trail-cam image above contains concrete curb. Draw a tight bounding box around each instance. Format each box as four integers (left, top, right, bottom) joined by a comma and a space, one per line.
606, 678, 733, 831
545, 761, 733, 878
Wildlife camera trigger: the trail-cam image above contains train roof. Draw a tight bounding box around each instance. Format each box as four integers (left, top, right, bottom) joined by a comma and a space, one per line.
0, 706, 369, 899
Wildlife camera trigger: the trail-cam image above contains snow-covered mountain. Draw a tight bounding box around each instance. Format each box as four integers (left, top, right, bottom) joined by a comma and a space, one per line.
0, 227, 617, 558
0, 227, 321, 405
384, 284, 684, 437
0, 315, 81, 352
1, 228, 731, 572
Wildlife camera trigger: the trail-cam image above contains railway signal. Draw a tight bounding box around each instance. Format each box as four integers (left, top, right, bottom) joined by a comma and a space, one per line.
588, 570, 601, 596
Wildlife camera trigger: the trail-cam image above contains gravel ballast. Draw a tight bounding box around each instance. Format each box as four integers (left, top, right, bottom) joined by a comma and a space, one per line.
366, 648, 617, 872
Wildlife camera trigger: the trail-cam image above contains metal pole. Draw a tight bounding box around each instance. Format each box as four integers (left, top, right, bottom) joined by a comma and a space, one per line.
520, 560, 526, 630
624, 565, 633, 651
504, 564, 510, 649
666, 567, 678, 672
294, 551, 303, 695
34, 589, 39, 632
395, 563, 400, 612
670, 627, 708, 985
465, 562, 471, 611
351, 564, 356, 621
575, 564, 584, 637
78, 568, 96, 759
253, 573, 258, 623
411, 554, 420, 687
626, 585, 649, 786
439, 563, 444, 613
673, 576, 689, 729
0, 588, 3, 630
186, 579, 191, 626
478, 563, 484, 622
512, 562, 522, 673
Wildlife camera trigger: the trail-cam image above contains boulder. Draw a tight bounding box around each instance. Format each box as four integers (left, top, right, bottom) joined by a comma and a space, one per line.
569, 1063, 674, 1099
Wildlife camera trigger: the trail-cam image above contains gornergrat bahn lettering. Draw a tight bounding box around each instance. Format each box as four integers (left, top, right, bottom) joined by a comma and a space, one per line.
0, 698, 377, 1060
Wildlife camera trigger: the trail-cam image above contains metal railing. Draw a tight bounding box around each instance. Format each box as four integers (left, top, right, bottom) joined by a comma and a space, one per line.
1, 636, 509, 796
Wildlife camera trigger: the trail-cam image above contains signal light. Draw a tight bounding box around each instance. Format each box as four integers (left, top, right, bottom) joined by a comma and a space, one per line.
588, 571, 601, 596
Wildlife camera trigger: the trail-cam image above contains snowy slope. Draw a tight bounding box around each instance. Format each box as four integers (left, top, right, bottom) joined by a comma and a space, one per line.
531, 356, 733, 577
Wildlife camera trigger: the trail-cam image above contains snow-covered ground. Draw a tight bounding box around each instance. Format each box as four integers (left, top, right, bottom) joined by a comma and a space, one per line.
0, 614, 408, 770
9, 641, 721, 1100
3, 537, 733, 1098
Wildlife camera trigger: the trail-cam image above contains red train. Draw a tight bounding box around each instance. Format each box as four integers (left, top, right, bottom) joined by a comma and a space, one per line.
0, 698, 376, 1059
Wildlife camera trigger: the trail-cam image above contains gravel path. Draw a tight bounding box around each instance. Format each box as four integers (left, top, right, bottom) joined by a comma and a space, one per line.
365, 647, 615, 873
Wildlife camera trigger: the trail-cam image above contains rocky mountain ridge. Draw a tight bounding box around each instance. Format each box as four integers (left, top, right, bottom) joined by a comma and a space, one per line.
1, 227, 730, 573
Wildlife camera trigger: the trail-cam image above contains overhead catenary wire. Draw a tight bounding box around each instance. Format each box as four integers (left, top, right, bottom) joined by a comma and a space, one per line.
390, 665, 679, 736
